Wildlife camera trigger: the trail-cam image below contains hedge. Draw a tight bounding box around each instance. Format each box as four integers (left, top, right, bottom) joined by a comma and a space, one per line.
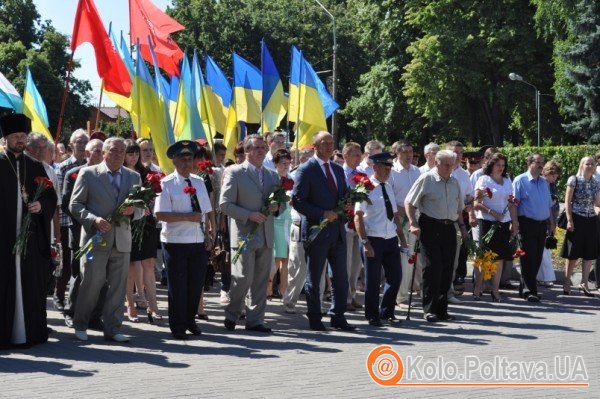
469, 145, 600, 199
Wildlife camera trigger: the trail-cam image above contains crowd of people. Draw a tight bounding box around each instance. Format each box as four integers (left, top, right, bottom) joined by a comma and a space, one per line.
1, 112, 599, 348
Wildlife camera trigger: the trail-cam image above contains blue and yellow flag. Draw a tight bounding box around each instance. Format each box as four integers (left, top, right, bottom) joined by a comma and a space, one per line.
261, 40, 287, 133
288, 45, 302, 124
205, 55, 231, 135
232, 53, 262, 124
173, 53, 205, 142
22, 67, 52, 140
192, 50, 214, 147
297, 56, 340, 147
131, 41, 173, 173
105, 30, 134, 113
148, 39, 176, 147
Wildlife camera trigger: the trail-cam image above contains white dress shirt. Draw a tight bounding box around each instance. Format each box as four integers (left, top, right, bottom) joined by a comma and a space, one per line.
355, 177, 398, 239
154, 171, 212, 244
452, 165, 474, 202
263, 152, 276, 171
391, 160, 421, 205
419, 163, 434, 173
357, 159, 374, 177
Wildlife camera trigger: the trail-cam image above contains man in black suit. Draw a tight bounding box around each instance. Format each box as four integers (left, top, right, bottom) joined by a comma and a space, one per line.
292, 131, 354, 331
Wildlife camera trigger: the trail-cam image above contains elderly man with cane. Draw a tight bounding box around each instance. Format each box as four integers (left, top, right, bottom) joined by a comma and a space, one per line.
404, 150, 467, 322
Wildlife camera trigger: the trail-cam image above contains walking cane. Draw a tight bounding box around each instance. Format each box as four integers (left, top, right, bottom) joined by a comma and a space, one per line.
406, 239, 421, 321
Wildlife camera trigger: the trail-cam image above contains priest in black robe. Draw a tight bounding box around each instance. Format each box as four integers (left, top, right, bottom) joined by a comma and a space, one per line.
0, 113, 57, 349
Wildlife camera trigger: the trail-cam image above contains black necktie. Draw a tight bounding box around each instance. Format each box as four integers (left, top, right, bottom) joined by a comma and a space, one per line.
381, 182, 394, 221
185, 178, 202, 212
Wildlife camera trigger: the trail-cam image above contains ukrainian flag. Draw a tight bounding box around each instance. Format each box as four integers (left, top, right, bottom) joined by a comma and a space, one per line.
288, 45, 302, 124
192, 50, 214, 146
22, 67, 52, 140
205, 55, 231, 135
131, 41, 173, 173
297, 56, 340, 147
173, 53, 205, 142
148, 39, 176, 147
0, 70, 23, 112
105, 31, 134, 113
232, 53, 262, 125
223, 94, 238, 162
261, 40, 287, 134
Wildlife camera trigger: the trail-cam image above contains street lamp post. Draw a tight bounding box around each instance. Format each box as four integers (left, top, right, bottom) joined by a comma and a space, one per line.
509, 72, 541, 147
307, 0, 337, 146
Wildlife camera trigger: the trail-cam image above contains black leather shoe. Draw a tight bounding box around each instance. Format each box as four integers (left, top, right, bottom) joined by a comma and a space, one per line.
172, 332, 187, 340
88, 320, 104, 331
224, 319, 236, 331
64, 315, 74, 328
331, 319, 356, 331
53, 296, 65, 312
188, 325, 202, 335
245, 324, 272, 333
424, 313, 438, 322
438, 314, 456, 321
368, 318, 383, 327
385, 316, 402, 326
309, 321, 327, 331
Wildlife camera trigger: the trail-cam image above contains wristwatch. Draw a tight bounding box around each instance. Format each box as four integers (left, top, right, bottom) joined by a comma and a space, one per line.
361, 238, 370, 245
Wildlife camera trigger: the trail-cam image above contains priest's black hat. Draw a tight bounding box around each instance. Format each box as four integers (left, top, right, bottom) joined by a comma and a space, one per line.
0, 113, 31, 138
167, 140, 200, 159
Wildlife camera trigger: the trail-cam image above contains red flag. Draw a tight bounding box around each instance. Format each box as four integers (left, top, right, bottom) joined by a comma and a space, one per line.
129, 0, 185, 77
71, 0, 132, 96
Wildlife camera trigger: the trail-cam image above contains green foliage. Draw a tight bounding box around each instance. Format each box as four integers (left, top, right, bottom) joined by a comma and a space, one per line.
561, 0, 600, 141
0, 0, 90, 138
497, 144, 599, 198
98, 117, 134, 139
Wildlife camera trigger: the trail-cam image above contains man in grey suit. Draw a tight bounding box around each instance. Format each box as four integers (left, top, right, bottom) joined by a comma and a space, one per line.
69, 137, 142, 342
220, 134, 279, 333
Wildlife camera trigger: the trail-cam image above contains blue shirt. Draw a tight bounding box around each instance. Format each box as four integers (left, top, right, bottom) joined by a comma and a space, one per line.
512, 171, 552, 221
343, 163, 359, 188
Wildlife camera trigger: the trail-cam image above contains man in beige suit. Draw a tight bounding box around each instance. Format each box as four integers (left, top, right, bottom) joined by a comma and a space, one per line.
69, 137, 142, 342
220, 134, 279, 333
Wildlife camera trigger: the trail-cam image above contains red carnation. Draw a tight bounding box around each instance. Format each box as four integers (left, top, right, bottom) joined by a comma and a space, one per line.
281, 176, 294, 191
183, 186, 197, 195
345, 208, 356, 230
350, 172, 369, 185
408, 253, 418, 265
50, 248, 59, 259
70, 172, 79, 180
34, 176, 53, 190
508, 194, 519, 206
485, 187, 493, 199
196, 160, 214, 175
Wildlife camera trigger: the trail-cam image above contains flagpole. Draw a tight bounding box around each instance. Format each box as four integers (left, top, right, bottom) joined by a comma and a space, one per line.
94, 81, 105, 131
116, 105, 122, 136
55, 52, 74, 143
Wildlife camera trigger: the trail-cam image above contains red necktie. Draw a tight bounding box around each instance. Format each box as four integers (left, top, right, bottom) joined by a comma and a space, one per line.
323, 162, 338, 197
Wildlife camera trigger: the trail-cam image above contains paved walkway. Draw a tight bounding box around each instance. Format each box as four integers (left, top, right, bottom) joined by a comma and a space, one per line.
0, 279, 598, 398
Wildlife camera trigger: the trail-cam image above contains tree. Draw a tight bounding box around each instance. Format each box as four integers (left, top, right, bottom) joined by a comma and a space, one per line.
0, 0, 90, 140
561, 0, 600, 141
401, 0, 559, 146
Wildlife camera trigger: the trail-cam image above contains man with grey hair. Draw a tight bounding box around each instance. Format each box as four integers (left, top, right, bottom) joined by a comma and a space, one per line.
420, 142, 440, 173
220, 134, 279, 333
26, 133, 61, 245
61, 139, 105, 329
405, 150, 467, 322
70, 136, 142, 342
54, 129, 89, 311
358, 140, 384, 177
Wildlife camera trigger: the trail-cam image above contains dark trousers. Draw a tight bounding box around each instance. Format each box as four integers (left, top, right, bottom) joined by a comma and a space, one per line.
221, 269, 231, 292
56, 226, 72, 300
455, 241, 468, 280
518, 217, 547, 296
163, 242, 208, 334
304, 225, 348, 323
420, 215, 456, 317
364, 236, 401, 320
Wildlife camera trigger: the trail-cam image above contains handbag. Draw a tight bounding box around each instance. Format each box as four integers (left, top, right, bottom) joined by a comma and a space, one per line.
545, 235, 558, 249
556, 176, 577, 229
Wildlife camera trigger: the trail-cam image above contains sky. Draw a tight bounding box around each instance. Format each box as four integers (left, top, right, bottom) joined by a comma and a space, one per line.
33, 0, 172, 106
